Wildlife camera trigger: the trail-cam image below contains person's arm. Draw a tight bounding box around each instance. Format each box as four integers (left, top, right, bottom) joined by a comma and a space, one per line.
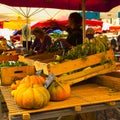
50, 21, 68, 31
45, 36, 52, 46
30, 38, 38, 50
58, 38, 72, 49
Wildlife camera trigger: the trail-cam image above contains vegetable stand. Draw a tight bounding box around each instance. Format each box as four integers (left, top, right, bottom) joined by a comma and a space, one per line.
1, 77, 120, 120
0, 50, 19, 62
0, 37, 120, 119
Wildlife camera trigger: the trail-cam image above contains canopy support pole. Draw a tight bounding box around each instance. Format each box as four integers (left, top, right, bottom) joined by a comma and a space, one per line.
26, 17, 29, 51
82, 0, 86, 43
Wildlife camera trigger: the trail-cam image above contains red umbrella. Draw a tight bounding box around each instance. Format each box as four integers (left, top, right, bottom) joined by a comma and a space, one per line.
31, 19, 68, 30
31, 19, 103, 30
85, 19, 103, 27
0, 21, 3, 29
0, 0, 120, 12
109, 26, 120, 31
1, 0, 119, 50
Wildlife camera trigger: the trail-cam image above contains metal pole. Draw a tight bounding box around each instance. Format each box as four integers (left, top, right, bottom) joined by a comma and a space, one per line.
26, 17, 29, 51
82, 0, 86, 43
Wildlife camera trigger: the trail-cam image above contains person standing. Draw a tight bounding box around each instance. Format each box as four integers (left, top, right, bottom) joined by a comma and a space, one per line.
86, 27, 95, 40
110, 37, 117, 51
51, 12, 83, 50
117, 34, 120, 51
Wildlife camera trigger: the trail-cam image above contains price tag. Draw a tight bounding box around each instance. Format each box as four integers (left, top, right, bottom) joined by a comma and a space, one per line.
44, 72, 55, 88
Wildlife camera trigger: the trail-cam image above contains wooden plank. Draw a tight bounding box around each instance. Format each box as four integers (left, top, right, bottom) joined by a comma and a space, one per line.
22, 113, 30, 120
95, 75, 120, 91
58, 63, 116, 85
74, 105, 81, 111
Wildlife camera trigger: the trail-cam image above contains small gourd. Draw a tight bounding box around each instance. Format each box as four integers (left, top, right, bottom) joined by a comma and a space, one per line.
48, 80, 71, 101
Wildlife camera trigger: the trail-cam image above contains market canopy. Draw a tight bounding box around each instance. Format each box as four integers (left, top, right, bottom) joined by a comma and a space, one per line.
1, 0, 120, 50
0, 0, 120, 12
0, 4, 72, 21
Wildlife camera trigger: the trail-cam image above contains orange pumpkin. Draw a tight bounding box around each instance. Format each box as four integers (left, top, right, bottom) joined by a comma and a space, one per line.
11, 80, 21, 90
48, 80, 71, 101
14, 83, 50, 109
20, 75, 46, 86
11, 89, 17, 96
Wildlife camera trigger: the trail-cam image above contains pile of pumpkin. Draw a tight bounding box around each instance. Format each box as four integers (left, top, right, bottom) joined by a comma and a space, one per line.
10, 75, 71, 109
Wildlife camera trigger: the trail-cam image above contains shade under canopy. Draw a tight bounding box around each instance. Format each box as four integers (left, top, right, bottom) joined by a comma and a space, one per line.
0, 0, 120, 12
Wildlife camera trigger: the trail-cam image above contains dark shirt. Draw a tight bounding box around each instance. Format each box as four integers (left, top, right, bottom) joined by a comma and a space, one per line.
66, 27, 83, 46
111, 39, 117, 46
31, 35, 52, 53
117, 35, 120, 46
110, 38, 117, 51
86, 34, 94, 40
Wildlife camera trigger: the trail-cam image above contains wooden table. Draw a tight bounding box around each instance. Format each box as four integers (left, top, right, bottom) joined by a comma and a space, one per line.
1, 82, 120, 120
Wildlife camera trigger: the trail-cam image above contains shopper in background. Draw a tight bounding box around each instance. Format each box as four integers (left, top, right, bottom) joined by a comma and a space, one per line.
110, 37, 117, 52
51, 12, 83, 50
117, 34, 120, 51
30, 27, 52, 54
86, 27, 95, 40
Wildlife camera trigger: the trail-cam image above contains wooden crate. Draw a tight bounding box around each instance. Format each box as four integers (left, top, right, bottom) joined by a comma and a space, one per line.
0, 55, 19, 63
0, 65, 35, 86
19, 49, 116, 85
26, 50, 63, 62
0, 50, 19, 63
40, 49, 116, 85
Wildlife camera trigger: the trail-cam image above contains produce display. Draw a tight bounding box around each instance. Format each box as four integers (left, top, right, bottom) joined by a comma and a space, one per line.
14, 83, 50, 109
39, 35, 116, 86
0, 61, 28, 67
53, 35, 110, 62
10, 75, 71, 109
0, 50, 19, 63
10, 75, 45, 91
0, 51, 17, 56
2, 35, 116, 111
10, 75, 49, 109
48, 79, 71, 101
20, 75, 45, 86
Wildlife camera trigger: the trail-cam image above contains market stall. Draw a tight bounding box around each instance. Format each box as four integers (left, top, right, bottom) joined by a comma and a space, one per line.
0, 34, 120, 120
0, 0, 120, 120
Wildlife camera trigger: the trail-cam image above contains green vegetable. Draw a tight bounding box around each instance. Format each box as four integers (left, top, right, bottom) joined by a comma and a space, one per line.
55, 35, 111, 63
0, 61, 28, 67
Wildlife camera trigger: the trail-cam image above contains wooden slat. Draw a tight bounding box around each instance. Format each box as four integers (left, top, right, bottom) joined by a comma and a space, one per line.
95, 75, 120, 91
59, 63, 116, 85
